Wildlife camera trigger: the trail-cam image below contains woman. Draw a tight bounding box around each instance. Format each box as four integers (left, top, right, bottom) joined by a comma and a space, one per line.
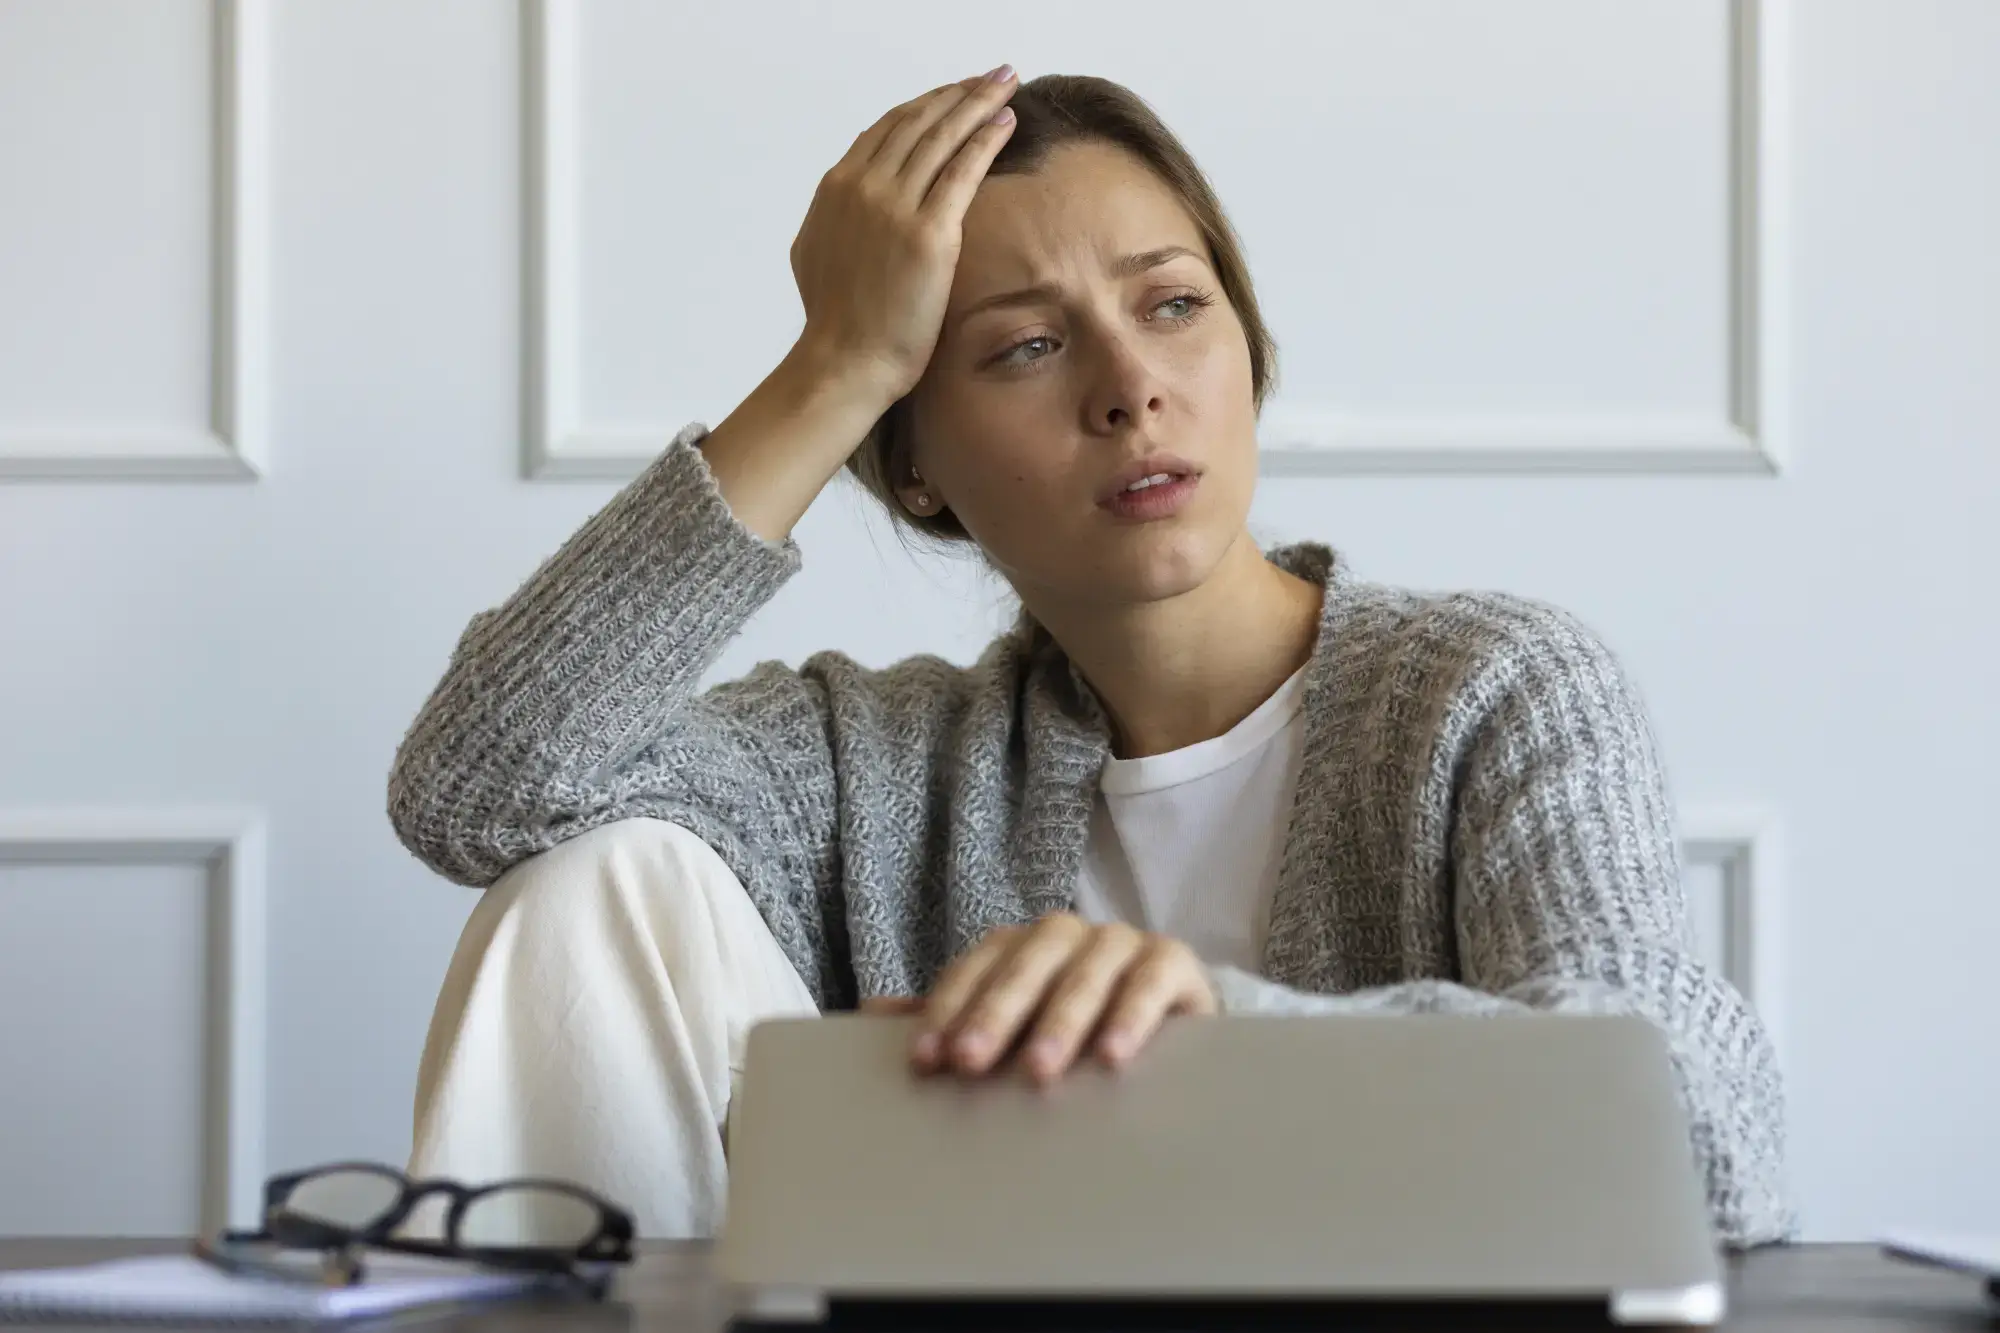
389, 67, 1793, 1245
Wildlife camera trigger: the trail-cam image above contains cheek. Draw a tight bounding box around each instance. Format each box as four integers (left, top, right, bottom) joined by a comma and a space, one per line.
936, 436, 1078, 555
919, 418, 1049, 511
968, 448, 1057, 512
1181, 320, 1254, 406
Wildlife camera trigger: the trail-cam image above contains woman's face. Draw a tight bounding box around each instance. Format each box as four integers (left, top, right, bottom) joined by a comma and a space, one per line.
903, 141, 1260, 611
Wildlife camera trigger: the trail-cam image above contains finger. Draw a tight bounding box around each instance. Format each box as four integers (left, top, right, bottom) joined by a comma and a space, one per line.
898, 70, 1019, 206
868, 82, 976, 178
918, 102, 1018, 222
945, 915, 1091, 1075
913, 930, 1015, 1069
1022, 927, 1144, 1084
873, 66, 1011, 179
836, 81, 961, 175
1095, 945, 1211, 1069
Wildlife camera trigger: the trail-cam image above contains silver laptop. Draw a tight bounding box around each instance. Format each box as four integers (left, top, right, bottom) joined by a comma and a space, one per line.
718, 1012, 1724, 1325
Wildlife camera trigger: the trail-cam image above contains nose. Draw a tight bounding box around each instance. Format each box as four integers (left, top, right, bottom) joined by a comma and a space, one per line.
1083, 331, 1167, 436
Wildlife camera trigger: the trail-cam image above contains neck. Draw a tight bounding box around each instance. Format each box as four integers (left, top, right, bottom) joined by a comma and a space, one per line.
1026, 535, 1324, 759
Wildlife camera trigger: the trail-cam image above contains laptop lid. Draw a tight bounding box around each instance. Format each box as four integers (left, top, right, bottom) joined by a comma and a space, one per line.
719, 1012, 1723, 1324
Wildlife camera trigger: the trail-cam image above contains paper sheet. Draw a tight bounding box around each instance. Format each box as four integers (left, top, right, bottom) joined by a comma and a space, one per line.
0, 1252, 557, 1324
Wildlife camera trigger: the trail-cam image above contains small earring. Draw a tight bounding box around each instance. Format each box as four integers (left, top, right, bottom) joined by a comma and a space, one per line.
916, 492, 933, 510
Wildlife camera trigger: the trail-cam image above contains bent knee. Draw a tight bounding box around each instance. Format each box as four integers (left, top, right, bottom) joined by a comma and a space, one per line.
481, 817, 738, 940
458, 817, 816, 1044
495, 817, 711, 886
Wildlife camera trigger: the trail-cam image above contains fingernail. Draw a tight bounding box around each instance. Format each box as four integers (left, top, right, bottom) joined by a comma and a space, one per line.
989, 107, 1015, 127
957, 1030, 993, 1060
913, 1031, 940, 1062
986, 64, 1015, 83
1031, 1036, 1062, 1064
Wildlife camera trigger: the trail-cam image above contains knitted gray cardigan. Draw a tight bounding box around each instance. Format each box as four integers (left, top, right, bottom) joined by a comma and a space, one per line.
388, 423, 1794, 1246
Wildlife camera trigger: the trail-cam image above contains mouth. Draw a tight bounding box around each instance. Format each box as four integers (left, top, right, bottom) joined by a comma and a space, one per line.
1096, 455, 1203, 522
1097, 455, 1201, 504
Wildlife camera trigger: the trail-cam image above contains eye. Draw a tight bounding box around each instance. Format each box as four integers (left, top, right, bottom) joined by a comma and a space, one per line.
997, 335, 1058, 368
1151, 290, 1215, 324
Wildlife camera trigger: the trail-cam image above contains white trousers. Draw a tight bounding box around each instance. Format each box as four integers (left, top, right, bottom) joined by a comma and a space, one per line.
405, 818, 820, 1239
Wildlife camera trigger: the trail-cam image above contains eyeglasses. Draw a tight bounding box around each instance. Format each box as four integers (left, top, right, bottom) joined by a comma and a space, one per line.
197, 1161, 635, 1293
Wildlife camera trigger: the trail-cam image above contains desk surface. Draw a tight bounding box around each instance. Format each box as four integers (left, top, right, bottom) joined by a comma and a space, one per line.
1, 1239, 1993, 1331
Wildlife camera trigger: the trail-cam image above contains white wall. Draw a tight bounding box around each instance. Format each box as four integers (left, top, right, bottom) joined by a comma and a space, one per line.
0, 0, 1993, 1239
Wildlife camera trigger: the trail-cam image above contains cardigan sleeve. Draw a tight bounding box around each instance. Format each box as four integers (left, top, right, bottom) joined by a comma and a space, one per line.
385, 422, 970, 1005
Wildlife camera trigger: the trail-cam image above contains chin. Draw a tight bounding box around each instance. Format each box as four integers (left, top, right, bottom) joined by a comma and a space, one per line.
1083, 524, 1236, 606
985, 504, 1248, 612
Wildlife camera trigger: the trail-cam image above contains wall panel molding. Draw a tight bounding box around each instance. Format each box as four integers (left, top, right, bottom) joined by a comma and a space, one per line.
0, 808, 267, 1233
1260, 0, 1789, 476
0, 0, 270, 481
1679, 808, 1784, 1052
522, 0, 586, 480
523, 0, 1788, 480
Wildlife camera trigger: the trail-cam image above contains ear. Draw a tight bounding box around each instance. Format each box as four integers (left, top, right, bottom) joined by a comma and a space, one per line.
894, 466, 945, 519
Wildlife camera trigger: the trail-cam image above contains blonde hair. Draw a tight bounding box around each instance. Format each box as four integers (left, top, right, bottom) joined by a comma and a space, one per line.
844, 74, 1279, 545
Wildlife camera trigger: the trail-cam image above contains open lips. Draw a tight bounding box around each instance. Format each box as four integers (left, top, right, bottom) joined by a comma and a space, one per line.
1097, 456, 1202, 519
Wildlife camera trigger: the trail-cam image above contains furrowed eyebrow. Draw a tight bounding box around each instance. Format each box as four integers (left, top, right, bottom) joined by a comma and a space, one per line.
1108, 245, 1202, 279
953, 246, 1207, 330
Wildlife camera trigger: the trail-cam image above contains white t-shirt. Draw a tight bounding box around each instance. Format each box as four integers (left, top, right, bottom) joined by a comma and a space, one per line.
1072, 667, 1309, 971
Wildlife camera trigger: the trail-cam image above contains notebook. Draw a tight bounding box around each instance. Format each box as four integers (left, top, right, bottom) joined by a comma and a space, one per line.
0, 1252, 568, 1325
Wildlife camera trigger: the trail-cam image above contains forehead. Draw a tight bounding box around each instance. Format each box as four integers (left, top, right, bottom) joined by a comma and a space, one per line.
956, 141, 1207, 278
